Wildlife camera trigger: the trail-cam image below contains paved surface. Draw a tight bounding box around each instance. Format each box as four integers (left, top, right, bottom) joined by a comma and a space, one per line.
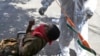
0, 0, 100, 56
88, 0, 100, 55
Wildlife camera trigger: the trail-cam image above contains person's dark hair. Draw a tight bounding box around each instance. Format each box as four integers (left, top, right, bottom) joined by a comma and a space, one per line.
46, 24, 60, 41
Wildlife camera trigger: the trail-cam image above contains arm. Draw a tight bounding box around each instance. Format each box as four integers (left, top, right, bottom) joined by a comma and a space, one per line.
84, 0, 97, 18
39, 0, 54, 15
41, 0, 54, 8
26, 20, 35, 34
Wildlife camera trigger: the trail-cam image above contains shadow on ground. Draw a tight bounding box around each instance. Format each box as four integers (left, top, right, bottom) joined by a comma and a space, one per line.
37, 41, 76, 56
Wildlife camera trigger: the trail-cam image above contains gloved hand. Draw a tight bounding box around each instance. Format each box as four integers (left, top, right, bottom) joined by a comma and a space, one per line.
86, 9, 93, 19
39, 7, 47, 15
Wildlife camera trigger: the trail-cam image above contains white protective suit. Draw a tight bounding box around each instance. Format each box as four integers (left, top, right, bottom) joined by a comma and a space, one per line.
39, 0, 97, 56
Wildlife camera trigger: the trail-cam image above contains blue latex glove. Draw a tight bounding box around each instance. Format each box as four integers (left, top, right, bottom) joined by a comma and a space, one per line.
39, 7, 47, 15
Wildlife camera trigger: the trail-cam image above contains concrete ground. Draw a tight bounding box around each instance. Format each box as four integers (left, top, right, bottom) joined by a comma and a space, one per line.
88, 0, 100, 55
0, 0, 100, 56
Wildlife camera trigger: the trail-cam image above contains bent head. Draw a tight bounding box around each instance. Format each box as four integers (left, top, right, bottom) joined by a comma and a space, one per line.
45, 23, 60, 41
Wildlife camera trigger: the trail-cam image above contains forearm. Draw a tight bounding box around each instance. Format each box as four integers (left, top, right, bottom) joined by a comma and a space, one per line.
84, 0, 97, 19
41, 0, 54, 8
26, 20, 35, 34
84, 0, 97, 13
26, 24, 33, 33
